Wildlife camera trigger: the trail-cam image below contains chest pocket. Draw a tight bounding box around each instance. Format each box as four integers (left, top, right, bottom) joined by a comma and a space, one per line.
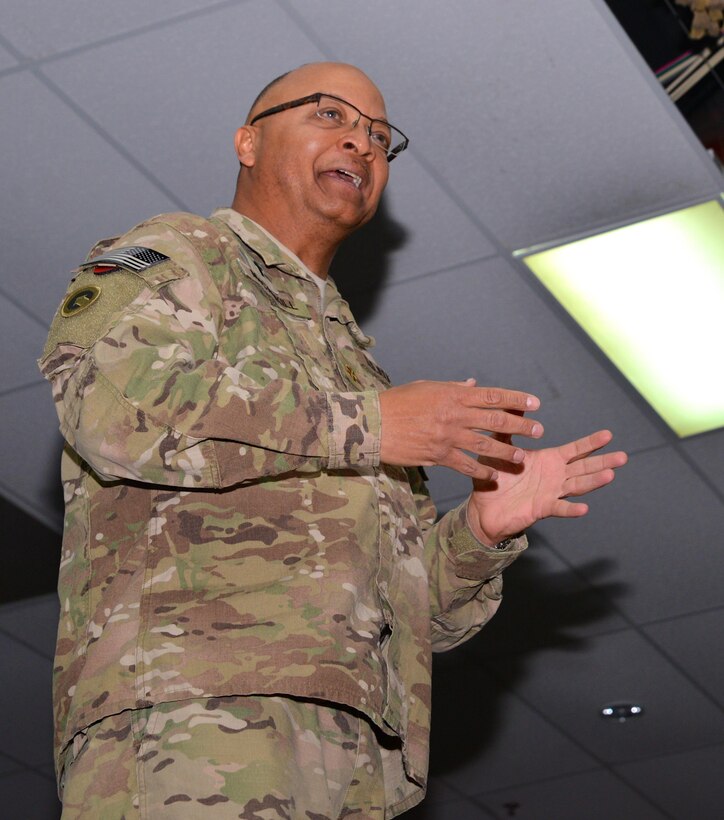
223, 256, 336, 391
325, 309, 393, 391
224, 253, 390, 393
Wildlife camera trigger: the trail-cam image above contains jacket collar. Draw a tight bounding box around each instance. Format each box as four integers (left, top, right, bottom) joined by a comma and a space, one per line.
212, 208, 346, 318
210, 208, 370, 336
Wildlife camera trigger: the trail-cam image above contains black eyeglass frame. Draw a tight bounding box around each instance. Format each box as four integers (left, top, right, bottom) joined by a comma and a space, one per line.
249, 92, 409, 162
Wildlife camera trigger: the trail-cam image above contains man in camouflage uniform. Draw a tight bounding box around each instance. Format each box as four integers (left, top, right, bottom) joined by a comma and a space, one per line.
39, 62, 626, 818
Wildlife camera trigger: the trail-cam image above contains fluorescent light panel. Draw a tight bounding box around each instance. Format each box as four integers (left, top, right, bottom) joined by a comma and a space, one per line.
519, 200, 724, 437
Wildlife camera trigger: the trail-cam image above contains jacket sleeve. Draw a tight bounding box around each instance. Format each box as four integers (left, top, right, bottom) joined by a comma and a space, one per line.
39, 224, 381, 489
413, 472, 527, 652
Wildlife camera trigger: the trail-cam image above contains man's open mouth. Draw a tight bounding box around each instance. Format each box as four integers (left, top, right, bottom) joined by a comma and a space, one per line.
329, 168, 363, 189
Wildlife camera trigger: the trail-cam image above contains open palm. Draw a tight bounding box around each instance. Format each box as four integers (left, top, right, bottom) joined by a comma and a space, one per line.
468, 429, 628, 545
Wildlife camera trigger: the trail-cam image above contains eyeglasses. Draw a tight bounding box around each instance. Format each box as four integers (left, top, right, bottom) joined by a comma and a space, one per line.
249, 92, 409, 162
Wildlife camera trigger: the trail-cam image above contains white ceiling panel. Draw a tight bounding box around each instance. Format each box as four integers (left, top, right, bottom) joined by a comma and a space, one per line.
406, 796, 487, 820
422, 466, 472, 513
333, 154, 496, 293
614, 743, 724, 820
44, 0, 325, 220
644, 608, 724, 710
0, 43, 19, 71
0, 299, 49, 391
679, 428, 724, 497
460, 542, 629, 664
0, 72, 178, 323
0, 384, 64, 531
0, 754, 22, 777
0, 594, 58, 660
361, 256, 667, 454
494, 628, 724, 764
420, 776, 460, 806
430, 667, 596, 794
293, 0, 721, 250
475, 768, 666, 820
535, 446, 724, 623
0, 632, 55, 767
0, 0, 228, 60
0, 769, 59, 820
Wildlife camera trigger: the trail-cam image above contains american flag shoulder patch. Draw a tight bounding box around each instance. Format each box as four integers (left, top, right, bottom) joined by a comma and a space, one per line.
81, 246, 170, 273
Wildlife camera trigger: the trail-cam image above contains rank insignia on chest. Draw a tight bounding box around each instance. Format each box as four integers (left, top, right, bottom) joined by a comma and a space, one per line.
61, 285, 101, 317
344, 364, 362, 386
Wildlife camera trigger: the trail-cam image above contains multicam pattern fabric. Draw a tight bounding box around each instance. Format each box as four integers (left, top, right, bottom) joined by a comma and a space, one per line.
60, 695, 386, 819
40, 208, 526, 816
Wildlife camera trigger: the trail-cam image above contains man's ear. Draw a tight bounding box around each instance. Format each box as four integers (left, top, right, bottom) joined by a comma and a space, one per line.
234, 125, 256, 168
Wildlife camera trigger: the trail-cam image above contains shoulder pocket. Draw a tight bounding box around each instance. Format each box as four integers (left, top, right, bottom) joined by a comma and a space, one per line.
41, 248, 188, 363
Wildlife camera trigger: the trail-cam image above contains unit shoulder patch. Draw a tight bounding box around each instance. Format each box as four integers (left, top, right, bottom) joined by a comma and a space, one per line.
42, 246, 184, 361
61, 285, 101, 317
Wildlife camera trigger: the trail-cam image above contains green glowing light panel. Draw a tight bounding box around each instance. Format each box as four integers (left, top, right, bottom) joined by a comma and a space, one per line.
520, 199, 724, 437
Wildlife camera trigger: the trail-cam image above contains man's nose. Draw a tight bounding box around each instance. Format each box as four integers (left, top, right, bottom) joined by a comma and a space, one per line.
339, 118, 374, 157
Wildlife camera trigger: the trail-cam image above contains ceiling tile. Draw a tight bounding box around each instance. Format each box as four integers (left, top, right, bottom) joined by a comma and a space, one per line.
0, 632, 55, 767
679, 428, 724, 497
0, 594, 58, 659
0, 71, 178, 323
492, 629, 724, 764
0, 753, 23, 777
405, 796, 489, 819
428, 667, 596, 794
0, 383, 65, 531
44, 1, 324, 220
359, 256, 666, 454
614, 744, 724, 820
422, 468, 471, 514
536, 446, 724, 622
644, 608, 724, 710
0, 43, 19, 71
459, 542, 629, 664
420, 776, 460, 806
0, 0, 225, 60
476, 768, 667, 820
332, 154, 495, 297
0, 496, 60, 604
0, 297, 49, 391
293, 0, 720, 249
0, 768, 60, 820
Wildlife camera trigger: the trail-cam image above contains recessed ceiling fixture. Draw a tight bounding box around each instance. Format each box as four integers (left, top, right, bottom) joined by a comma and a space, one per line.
600, 702, 644, 723
517, 199, 724, 437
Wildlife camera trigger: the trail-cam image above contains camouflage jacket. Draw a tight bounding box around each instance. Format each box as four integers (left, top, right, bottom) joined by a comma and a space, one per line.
39, 208, 526, 808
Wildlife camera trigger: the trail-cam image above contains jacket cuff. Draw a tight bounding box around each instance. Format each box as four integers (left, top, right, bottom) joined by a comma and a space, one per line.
445, 500, 527, 580
325, 390, 381, 469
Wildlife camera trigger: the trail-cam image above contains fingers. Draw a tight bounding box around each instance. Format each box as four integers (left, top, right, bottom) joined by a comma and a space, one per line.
460, 429, 526, 464
563, 468, 617, 498
551, 499, 590, 518
561, 429, 614, 462
460, 385, 540, 413
441, 450, 500, 482
492, 409, 525, 448
461, 406, 544, 440
378, 380, 543, 477
566, 450, 628, 477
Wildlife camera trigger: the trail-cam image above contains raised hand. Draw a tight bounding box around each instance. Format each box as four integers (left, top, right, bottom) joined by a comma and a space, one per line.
466, 429, 628, 546
379, 379, 543, 481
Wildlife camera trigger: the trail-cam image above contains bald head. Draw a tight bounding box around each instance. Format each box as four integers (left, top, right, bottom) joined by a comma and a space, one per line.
246, 62, 388, 124
232, 61, 392, 275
